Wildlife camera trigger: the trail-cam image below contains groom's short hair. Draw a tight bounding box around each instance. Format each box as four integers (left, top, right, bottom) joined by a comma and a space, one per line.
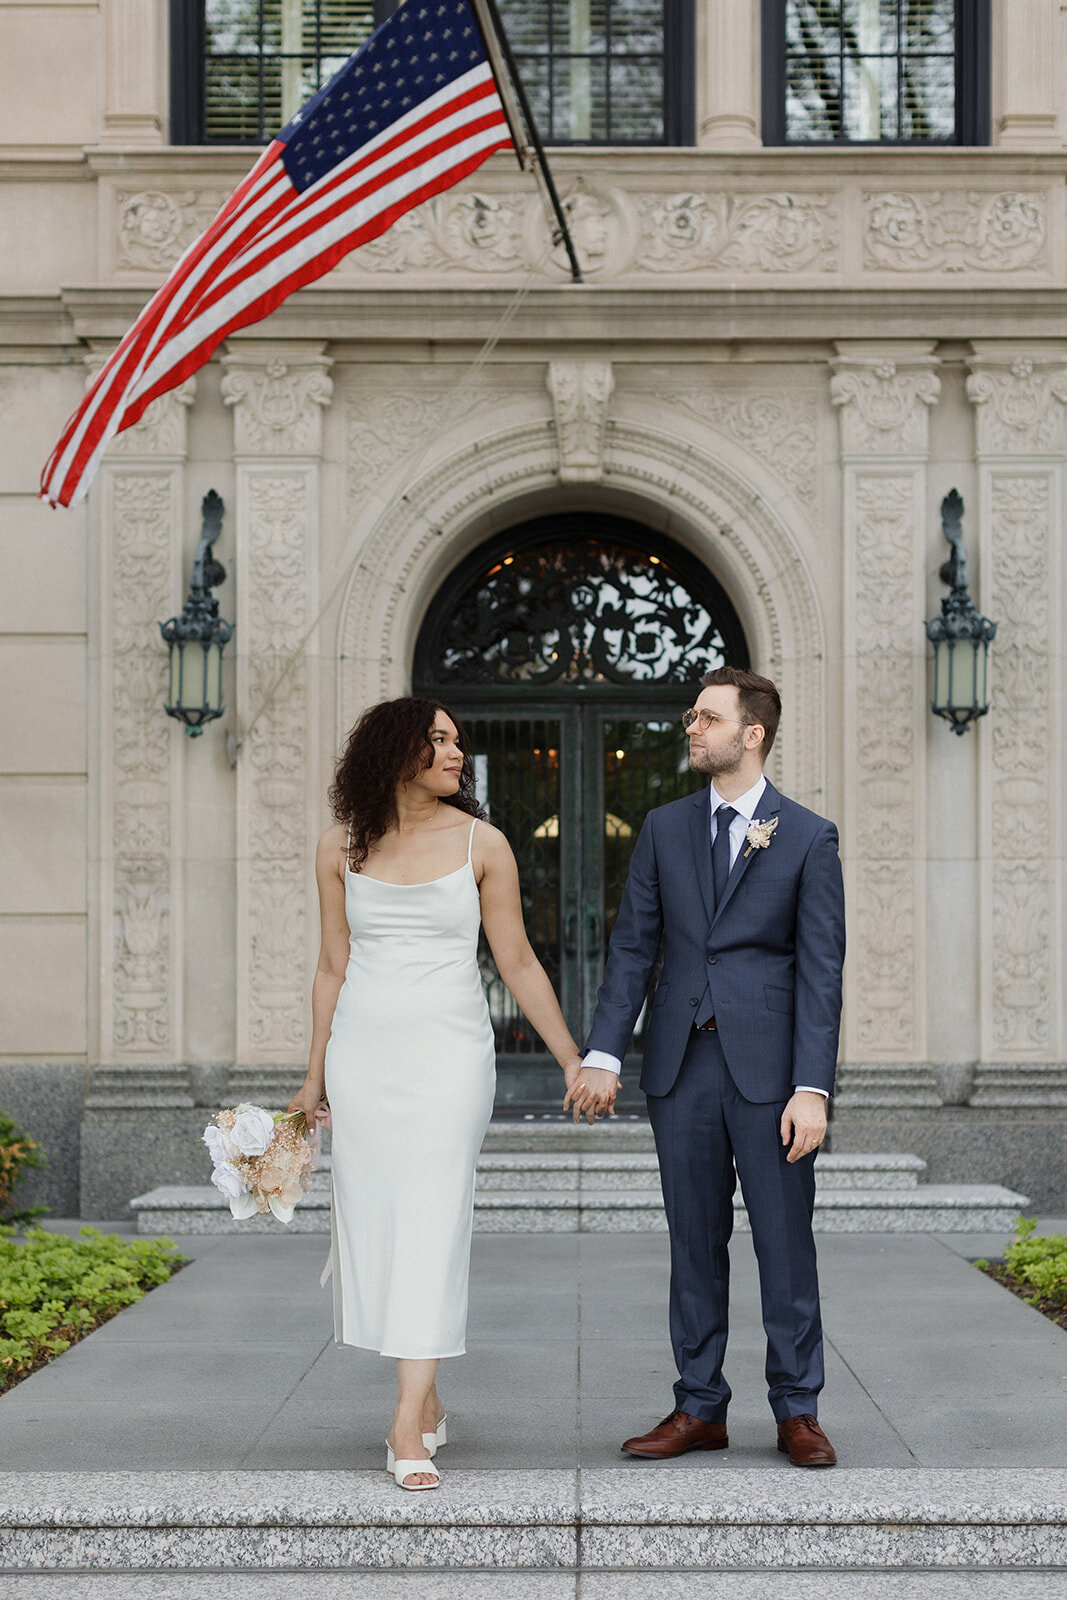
701, 667, 781, 759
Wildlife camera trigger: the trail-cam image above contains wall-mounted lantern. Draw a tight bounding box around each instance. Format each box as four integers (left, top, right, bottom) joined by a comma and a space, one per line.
159, 490, 234, 737
924, 489, 997, 735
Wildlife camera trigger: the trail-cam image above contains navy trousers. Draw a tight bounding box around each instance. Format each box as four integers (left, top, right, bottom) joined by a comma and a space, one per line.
646, 1027, 824, 1424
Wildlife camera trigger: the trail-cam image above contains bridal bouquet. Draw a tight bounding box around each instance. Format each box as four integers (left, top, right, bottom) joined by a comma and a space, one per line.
203, 1103, 318, 1224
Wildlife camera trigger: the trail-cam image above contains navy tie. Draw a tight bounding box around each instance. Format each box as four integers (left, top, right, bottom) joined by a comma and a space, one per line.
712, 806, 736, 904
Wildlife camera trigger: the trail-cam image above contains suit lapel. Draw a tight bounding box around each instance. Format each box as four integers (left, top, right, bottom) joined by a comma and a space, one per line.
688, 789, 716, 926
710, 781, 783, 928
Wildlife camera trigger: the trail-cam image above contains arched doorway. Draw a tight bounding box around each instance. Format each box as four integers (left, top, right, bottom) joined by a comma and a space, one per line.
414, 512, 750, 1113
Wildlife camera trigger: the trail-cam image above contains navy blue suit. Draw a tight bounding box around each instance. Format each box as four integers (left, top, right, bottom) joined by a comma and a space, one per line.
586, 780, 845, 1422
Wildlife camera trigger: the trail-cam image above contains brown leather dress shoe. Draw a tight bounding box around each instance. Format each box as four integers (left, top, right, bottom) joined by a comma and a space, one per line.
776, 1414, 837, 1467
621, 1410, 729, 1459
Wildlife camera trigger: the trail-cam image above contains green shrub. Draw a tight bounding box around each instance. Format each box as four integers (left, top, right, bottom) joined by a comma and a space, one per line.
0, 1111, 48, 1224
0, 1226, 185, 1392
1002, 1215, 1067, 1309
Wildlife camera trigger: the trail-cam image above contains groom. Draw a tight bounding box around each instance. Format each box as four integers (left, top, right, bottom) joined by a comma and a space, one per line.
581, 667, 845, 1467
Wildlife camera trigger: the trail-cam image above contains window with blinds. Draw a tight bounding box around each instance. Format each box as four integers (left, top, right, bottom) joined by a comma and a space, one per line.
497, 0, 674, 144
170, 0, 694, 147
761, 0, 990, 145
203, 0, 376, 142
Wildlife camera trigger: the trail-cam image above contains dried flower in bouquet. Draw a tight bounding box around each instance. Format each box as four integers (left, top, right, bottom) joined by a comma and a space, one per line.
202, 1102, 318, 1223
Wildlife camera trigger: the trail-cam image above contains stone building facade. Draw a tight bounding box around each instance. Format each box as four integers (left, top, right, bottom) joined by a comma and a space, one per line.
1, 1, 1065, 1214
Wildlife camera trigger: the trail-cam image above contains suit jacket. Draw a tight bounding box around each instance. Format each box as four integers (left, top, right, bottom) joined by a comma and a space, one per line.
585, 780, 845, 1103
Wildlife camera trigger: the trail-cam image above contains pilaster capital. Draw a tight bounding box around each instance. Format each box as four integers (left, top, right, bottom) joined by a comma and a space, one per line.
830, 342, 940, 457
84, 349, 195, 460
546, 360, 614, 483
221, 341, 334, 457
966, 346, 1067, 456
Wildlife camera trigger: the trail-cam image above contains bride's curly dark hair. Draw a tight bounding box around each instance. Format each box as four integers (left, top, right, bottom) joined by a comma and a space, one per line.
329, 696, 485, 871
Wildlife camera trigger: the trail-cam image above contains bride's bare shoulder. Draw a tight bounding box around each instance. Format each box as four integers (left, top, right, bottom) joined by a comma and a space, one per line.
316, 822, 348, 866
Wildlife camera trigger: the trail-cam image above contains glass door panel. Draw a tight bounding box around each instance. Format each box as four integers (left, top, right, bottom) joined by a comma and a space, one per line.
465, 713, 576, 1109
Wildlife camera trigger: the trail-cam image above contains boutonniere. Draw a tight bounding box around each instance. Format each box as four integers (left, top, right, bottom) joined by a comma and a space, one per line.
743, 817, 779, 858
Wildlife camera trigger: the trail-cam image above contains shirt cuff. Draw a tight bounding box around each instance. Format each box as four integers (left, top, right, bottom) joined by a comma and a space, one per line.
793, 1084, 829, 1099
582, 1049, 622, 1078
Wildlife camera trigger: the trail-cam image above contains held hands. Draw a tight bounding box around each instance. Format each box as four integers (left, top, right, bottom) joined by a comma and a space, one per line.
780, 1091, 827, 1164
562, 1059, 618, 1125
287, 1079, 332, 1131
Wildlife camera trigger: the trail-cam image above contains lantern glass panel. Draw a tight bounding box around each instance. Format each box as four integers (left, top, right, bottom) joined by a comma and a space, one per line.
949, 638, 976, 712
932, 638, 950, 711
204, 640, 223, 714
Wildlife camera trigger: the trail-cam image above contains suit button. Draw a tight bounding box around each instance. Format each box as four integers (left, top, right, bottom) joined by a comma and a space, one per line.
689, 997, 698, 1006
708, 957, 718, 965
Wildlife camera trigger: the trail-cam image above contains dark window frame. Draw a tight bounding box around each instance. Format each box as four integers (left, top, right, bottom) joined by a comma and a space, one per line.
760, 0, 990, 147
171, 0, 694, 147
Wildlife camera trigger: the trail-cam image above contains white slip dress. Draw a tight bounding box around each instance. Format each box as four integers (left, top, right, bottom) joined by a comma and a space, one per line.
324, 817, 496, 1358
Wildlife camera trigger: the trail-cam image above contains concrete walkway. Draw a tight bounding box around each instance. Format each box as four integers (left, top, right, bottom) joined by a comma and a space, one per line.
0, 1216, 1065, 1594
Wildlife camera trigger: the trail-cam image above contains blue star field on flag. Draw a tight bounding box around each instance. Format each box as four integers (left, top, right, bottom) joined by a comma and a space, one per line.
281, 0, 489, 192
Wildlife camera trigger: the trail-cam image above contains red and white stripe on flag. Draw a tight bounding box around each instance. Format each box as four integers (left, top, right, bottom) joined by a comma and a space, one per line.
41, 0, 513, 509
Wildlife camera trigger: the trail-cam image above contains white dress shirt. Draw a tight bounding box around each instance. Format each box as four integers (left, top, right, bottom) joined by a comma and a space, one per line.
583, 776, 827, 1098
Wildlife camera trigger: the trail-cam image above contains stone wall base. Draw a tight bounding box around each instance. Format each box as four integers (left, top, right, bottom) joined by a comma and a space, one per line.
829, 1104, 1067, 1213
0, 1064, 85, 1218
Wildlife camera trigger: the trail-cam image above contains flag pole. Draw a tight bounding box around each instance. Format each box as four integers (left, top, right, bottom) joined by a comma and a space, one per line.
469, 0, 584, 284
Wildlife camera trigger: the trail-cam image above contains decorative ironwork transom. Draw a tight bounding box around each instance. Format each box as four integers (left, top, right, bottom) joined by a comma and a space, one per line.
415, 518, 749, 691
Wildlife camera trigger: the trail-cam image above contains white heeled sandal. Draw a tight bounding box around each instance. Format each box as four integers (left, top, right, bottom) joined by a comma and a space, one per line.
385, 1442, 441, 1491
421, 1414, 447, 1456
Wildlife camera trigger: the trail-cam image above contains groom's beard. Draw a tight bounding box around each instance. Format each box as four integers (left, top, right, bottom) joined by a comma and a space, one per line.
689, 727, 747, 778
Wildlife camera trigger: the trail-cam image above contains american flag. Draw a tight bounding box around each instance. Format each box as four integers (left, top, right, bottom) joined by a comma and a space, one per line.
41, 0, 515, 509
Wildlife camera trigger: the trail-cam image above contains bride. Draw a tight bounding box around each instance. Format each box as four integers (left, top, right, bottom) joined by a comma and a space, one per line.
289, 697, 618, 1489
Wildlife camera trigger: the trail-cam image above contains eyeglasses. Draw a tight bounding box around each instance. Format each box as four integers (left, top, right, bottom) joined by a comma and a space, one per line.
681, 708, 748, 733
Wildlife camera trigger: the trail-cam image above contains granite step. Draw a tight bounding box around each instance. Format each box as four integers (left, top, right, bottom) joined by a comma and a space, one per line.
130, 1167, 1025, 1235
0, 1469, 1064, 1573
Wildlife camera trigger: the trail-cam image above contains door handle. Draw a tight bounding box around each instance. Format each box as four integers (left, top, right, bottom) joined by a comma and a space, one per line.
586, 908, 601, 960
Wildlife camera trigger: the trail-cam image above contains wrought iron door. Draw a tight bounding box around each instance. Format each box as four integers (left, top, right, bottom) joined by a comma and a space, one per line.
414, 513, 749, 1113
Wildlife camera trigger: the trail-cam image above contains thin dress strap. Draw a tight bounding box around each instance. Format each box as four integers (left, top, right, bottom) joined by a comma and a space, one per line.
467, 817, 477, 865
345, 824, 352, 870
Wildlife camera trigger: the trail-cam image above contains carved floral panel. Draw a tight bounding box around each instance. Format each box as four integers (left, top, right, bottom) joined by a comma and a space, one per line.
108, 472, 174, 1053
987, 473, 1054, 1052
243, 472, 312, 1054
864, 191, 1048, 274
851, 474, 921, 1052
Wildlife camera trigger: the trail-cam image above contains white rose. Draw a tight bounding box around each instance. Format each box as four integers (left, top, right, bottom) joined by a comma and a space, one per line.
202, 1123, 233, 1166
230, 1106, 275, 1158
210, 1160, 248, 1199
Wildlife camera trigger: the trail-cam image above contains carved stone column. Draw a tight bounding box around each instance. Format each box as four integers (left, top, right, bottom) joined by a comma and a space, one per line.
994, 0, 1061, 148
831, 344, 940, 1065
90, 374, 195, 1102
966, 348, 1067, 1070
222, 342, 333, 1074
697, 0, 762, 149
99, 0, 166, 145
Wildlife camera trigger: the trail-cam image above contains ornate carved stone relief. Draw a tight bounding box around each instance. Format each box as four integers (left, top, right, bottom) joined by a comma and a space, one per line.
864, 190, 1048, 273
107, 469, 177, 1054
113, 177, 1052, 286
966, 360, 1067, 455
106, 381, 196, 458
831, 360, 940, 455
987, 472, 1054, 1053
345, 387, 504, 502
222, 358, 333, 455
661, 388, 819, 507
850, 473, 922, 1052
240, 471, 314, 1056
546, 361, 614, 482
635, 191, 838, 274
116, 188, 231, 271
834, 347, 935, 1061
226, 346, 331, 1063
